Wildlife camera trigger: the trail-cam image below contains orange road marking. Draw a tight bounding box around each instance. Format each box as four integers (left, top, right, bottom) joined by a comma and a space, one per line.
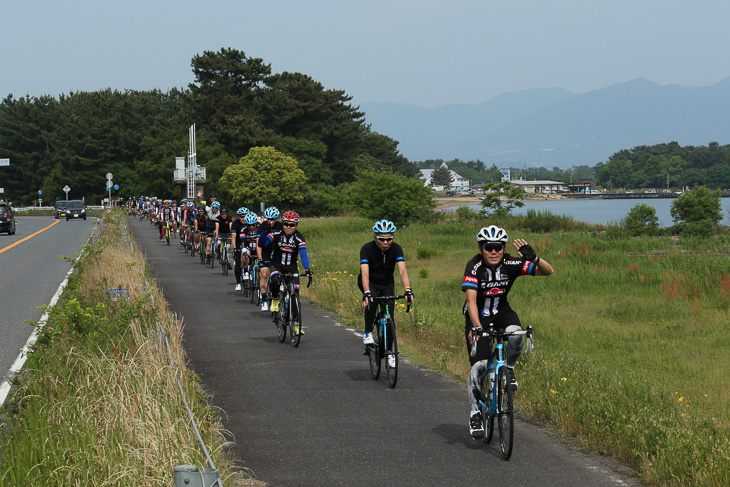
0, 220, 60, 254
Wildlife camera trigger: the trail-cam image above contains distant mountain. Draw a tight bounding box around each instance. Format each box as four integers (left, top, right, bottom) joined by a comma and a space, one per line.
360, 78, 730, 169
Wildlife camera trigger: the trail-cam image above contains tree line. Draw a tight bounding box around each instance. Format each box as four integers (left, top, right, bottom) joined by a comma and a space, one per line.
417, 140, 730, 192
0, 48, 430, 222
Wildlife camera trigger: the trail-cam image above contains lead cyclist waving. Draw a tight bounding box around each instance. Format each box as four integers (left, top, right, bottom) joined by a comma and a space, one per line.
463, 225, 554, 439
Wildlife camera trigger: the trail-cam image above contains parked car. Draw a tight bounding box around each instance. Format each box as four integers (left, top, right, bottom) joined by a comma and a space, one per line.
65, 200, 87, 221
0, 201, 17, 234
55, 200, 68, 219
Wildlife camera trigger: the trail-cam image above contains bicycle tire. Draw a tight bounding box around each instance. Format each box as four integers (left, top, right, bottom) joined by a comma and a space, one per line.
368, 321, 381, 379
385, 318, 398, 388
274, 306, 286, 343
249, 268, 256, 303
484, 374, 495, 443
289, 293, 302, 347
497, 368, 514, 460
210, 246, 216, 269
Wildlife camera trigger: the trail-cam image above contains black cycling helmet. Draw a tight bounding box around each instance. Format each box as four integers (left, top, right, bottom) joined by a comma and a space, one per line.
209, 192, 218, 198
197, 206, 205, 212
220, 207, 229, 213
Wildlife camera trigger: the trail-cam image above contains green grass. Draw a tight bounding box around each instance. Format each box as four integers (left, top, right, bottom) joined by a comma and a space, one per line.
0, 210, 243, 486
302, 214, 730, 486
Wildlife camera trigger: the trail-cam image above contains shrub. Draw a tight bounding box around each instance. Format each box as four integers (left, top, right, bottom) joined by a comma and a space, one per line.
670, 186, 722, 236
625, 203, 659, 236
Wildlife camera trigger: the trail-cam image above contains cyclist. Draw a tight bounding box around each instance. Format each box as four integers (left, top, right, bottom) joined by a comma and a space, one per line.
463, 225, 554, 439
231, 207, 251, 291
216, 207, 233, 268
157, 199, 173, 240
359, 220, 414, 368
182, 201, 196, 244
257, 207, 282, 311
204, 201, 221, 263
193, 206, 207, 254
258, 211, 312, 334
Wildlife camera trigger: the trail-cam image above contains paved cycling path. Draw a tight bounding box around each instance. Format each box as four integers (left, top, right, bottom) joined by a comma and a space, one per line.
129, 218, 641, 487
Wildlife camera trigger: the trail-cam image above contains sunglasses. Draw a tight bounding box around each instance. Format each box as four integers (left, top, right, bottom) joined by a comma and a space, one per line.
480, 243, 504, 252
376, 237, 394, 242
283, 223, 297, 228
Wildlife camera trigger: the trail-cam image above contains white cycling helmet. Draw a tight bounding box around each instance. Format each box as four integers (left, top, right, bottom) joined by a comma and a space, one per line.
477, 225, 508, 244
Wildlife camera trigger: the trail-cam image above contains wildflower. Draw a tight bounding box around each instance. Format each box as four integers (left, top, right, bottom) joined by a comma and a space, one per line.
678, 397, 684, 403
561, 377, 567, 382
550, 390, 557, 395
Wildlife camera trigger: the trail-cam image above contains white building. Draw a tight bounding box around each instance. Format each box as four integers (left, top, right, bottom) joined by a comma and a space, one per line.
419, 162, 470, 190
511, 179, 566, 194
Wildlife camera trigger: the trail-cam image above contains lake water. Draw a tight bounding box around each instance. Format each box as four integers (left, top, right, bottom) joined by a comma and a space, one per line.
465, 197, 730, 227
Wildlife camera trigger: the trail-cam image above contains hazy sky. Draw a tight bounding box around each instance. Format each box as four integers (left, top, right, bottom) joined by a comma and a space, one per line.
2, 0, 728, 108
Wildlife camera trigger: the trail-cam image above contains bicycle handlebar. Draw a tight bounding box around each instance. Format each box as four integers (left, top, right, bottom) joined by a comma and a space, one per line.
368, 295, 411, 313
469, 325, 533, 357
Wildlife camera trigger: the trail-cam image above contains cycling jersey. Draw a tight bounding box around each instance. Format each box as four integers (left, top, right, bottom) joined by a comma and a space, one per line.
159, 207, 173, 223
194, 214, 207, 232
359, 240, 405, 285
258, 229, 310, 273
231, 219, 259, 252
184, 209, 196, 225
217, 215, 232, 234
461, 253, 536, 325
205, 211, 220, 234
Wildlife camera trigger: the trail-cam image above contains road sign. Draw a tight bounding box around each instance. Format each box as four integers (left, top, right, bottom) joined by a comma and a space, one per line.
113, 184, 119, 190
38, 190, 43, 195
0, 158, 9, 166
106, 172, 113, 181
63, 185, 71, 193
106, 181, 113, 190
0, 188, 4, 193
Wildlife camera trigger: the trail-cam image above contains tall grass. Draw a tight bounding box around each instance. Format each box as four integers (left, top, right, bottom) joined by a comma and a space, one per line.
302, 214, 730, 486
0, 210, 251, 486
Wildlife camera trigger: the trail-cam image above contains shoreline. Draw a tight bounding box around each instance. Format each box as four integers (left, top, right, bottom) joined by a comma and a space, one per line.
436, 193, 570, 210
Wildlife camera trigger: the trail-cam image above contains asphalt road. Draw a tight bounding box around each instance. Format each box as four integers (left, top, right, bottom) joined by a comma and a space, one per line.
129, 218, 642, 487
0, 215, 97, 384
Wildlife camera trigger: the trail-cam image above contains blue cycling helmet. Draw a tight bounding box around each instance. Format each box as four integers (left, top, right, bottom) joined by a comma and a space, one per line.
211, 201, 220, 208
372, 219, 396, 234
237, 207, 250, 215
187, 201, 194, 207
264, 207, 280, 219
245, 213, 258, 225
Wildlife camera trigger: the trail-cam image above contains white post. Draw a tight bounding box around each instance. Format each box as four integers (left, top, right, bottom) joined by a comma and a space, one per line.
187, 124, 197, 200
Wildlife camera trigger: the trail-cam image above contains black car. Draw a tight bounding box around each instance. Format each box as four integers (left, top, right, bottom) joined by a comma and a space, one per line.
55, 200, 68, 219
65, 200, 87, 221
0, 201, 17, 234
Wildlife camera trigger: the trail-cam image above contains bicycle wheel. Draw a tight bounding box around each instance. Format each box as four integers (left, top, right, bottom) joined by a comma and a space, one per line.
484, 374, 495, 444
368, 321, 381, 379
210, 246, 216, 268
290, 293, 302, 347
385, 318, 398, 388
497, 368, 514, 460
249, 268, 256, 303
221, 250, 227, 275
274, 305, 286, 343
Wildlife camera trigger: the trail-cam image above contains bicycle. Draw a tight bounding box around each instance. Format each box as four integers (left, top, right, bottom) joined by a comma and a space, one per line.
245, 257, 260, 304
220, 236, 232, 276
209, 236, 218, 269
470, 325, 532, 460
272, 272, 312, 347
365, 295, 410, 388
161, 221, 171, 246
